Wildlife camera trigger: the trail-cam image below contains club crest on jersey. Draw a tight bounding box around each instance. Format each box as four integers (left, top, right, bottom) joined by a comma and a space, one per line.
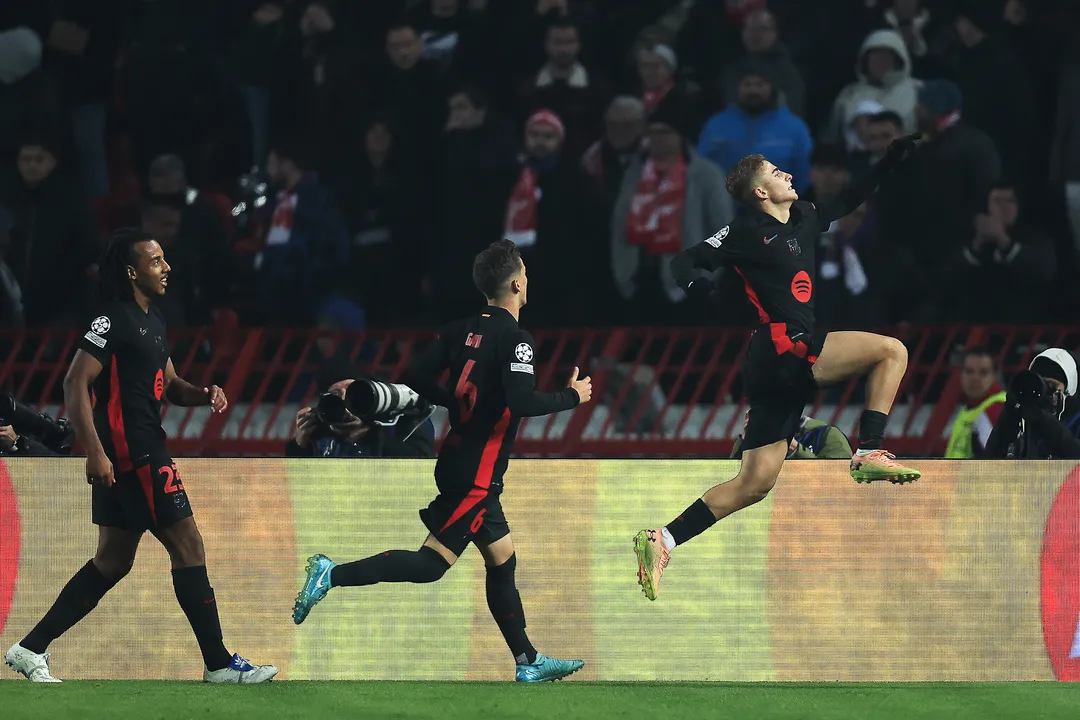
787, 237, 802, 256
514, 343, 534, 363
705, 225, 729, 248
90, 316, 111, 334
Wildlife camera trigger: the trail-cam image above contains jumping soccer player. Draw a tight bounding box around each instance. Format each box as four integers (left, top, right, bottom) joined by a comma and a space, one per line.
633, 137, 923, 601
292, 240, 591, 682
5, 229, 277, 683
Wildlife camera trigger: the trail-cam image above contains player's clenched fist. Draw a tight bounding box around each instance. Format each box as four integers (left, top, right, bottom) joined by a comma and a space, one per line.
205, 385, 228, 413
85, 451, 115, 487
568, 366, 592, 404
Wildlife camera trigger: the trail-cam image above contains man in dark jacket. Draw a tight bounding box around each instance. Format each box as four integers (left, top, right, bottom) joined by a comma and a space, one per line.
0, 137, 97, 326
876, 79, 1001, 316
720, 9, 807, 118
959, 181, 1056, 322
987, 349, 1080, 459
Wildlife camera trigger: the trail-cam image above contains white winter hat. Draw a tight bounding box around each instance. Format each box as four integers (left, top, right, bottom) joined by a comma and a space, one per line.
0, 27, 43, 85
1029, 348, 1078, 397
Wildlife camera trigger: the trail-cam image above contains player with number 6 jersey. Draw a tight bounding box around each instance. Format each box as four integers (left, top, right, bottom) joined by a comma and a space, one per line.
5, 228, 277, 684
292, 240, 592, 683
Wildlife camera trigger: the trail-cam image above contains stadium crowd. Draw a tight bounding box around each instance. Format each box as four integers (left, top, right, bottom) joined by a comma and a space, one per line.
0, 0, 1078, 333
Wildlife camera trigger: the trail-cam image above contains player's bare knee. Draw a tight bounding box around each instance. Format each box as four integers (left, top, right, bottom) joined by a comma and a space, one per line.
93, 554, 134, 581
157, 519, 206, 568
882, 336, 908, 369
739, 472, 778, 504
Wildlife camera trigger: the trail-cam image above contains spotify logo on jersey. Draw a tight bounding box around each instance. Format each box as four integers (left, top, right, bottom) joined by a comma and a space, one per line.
790, 271, 812, 303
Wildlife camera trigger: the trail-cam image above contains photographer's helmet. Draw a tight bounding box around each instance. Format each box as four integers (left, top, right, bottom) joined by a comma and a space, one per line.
1029, 349, 1078, 397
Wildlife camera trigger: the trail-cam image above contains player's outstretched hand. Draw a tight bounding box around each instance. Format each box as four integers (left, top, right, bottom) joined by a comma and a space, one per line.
568, 366, 592, 405
684, 274, 715, 301
206, 385, 228, 413
86, 451, 115, 487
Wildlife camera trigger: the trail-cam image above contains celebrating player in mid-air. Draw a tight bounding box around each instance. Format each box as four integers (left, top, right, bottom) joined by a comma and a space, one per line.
633, 137, 923, 601
5, 229, 277, 682
293, 239, 591, 682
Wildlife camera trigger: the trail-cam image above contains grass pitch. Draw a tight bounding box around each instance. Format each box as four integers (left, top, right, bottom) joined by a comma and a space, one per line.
2, 682, 1079, 720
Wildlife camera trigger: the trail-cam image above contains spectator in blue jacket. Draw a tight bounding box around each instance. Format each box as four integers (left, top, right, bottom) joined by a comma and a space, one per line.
696, 58, 813, 194
259, 137, 351, 326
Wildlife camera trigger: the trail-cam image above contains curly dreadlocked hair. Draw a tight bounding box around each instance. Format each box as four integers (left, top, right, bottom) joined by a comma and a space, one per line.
98, 227, 154, 302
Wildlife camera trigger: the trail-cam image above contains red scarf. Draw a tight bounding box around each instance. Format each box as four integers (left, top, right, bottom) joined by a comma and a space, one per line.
626, 156, 687, 255
504, 165, 540, 247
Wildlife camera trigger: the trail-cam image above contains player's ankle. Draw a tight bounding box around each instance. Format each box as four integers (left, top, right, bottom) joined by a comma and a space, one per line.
660, 527, 677, 551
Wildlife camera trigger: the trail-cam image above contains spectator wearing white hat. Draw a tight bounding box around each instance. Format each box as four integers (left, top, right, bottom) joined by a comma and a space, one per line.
637, 43, 678, 114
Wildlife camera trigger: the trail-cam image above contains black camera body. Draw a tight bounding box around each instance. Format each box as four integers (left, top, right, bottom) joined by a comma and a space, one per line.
0, 393, 74, 456
1011, 370, 1065, 416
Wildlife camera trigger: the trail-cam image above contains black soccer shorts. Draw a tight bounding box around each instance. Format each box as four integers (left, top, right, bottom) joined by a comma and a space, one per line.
92, 452, 194, 532
420, 487, 510, 557
741, 326, 826, 452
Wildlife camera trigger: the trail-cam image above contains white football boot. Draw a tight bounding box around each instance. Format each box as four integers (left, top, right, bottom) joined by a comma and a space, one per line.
203, 653, 279, 683
5, 643, 62, 682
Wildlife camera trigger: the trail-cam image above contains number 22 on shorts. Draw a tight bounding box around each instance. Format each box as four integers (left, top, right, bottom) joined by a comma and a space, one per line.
159, 463, 184, 494
455, 359, 478, 422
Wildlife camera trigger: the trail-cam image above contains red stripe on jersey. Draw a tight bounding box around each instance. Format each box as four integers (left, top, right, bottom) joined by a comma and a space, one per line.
769, 323, 814, 360
440, 408, 512, 532
735, 268, 770, 324
108, 358, 133, 472
135, 465, 156, 525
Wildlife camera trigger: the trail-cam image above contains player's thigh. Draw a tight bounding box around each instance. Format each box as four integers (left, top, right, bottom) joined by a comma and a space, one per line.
93, 525, 143, 579
812, 331, 908, 386
422, 533, 460, 566
152, 516, 206, 568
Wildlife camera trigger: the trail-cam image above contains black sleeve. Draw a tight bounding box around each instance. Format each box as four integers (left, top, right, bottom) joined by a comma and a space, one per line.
502, 329, 579, 418
14, 434, 59, 457
402, 332, 455, 409
74, 306, 127, 366
817, 158, 897, 227
670, 224, 744, 290
985, 397, 1023, 458
1020, 404, 1080, 459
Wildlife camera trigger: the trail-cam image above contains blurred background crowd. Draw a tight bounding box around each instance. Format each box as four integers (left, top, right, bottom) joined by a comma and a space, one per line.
0, 0, 1078, 335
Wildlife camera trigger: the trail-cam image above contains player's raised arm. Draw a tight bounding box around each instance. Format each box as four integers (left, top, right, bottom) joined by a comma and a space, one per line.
403, 332, 455, 409
502, 332, 589, 417
670, 224, 738, 299
816, 133, 921, 227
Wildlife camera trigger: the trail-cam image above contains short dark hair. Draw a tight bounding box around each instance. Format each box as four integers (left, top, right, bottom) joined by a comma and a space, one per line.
99, 228, 155, 301
869, 110, 904, 130
964, 346, 998, 371
386, 21, 417, 37
473, 240, 522, 300
449, 82, 490, 111
725, 154, 768, 205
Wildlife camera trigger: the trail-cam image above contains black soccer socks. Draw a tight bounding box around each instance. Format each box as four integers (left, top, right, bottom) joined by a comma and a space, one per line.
485, 554, 537, 665
665, 498, 719, 546
172, 565, 232, 671
22, 559, 120, 653
330, 546, 450, 587
858, 409, 889, 451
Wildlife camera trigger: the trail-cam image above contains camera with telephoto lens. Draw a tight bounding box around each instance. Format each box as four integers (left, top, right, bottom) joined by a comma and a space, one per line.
0, 392, 75, 456
315, 379, 431, 427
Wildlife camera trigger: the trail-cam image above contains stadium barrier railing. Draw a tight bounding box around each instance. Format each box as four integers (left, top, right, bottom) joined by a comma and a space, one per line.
2, 458, 1079, 681
1, 325, 1077, 457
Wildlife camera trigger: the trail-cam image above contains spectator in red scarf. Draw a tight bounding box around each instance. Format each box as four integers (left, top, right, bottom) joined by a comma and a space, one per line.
610, 91, 733, 325
503, 109, 607, 325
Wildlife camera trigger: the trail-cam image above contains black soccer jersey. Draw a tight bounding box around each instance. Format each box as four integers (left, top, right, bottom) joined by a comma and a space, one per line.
75, 300, 170, 471
406, 306, 579, 492
672, 200, 836, 336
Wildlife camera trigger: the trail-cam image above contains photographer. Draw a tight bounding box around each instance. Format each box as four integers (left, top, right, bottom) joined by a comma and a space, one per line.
986, 349, 1080, 459
0, 393, 74, 457
286, 378, 436, 459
